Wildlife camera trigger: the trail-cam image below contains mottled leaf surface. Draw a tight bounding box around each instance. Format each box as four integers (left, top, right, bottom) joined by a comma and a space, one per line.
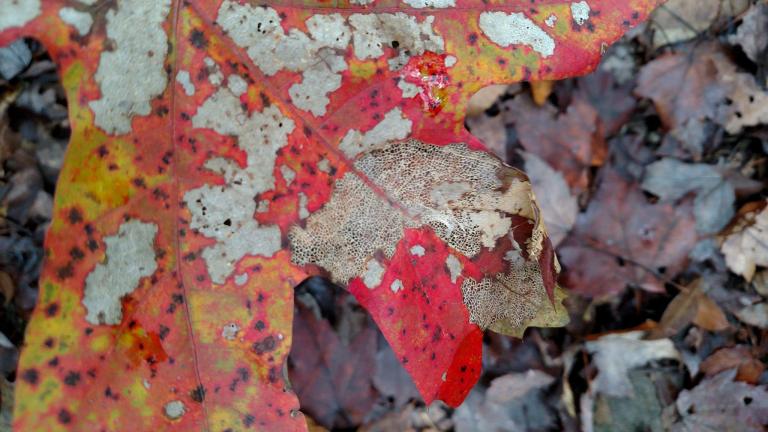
0, 0, 661, 429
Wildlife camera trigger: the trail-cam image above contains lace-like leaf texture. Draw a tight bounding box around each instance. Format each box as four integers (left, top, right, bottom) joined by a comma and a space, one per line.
0, 0, 661, 429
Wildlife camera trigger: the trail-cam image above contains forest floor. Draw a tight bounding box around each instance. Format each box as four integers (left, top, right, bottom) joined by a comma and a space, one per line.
1, 1, 767, 431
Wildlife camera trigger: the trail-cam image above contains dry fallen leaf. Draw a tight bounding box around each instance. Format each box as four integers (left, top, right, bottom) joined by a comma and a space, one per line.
663, 369, 768, 432
700, 345, 765, 384
721, 201, 768, 282
559, 168, 698, 297
649, 0, 750, 49
586, 330, 680, 397
521, 151, 578, 247
650, 280, 729, 338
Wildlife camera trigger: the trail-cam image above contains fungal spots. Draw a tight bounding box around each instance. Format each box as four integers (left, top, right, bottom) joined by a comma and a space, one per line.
478, 11, 556, 57
58, 408, 72, 424
190, 385, 206, 403
189, 28, 207, 49
82, 221, 158, 325
63, 371, 81, 387
21, 368, 39, 385
252, 335, 277, 354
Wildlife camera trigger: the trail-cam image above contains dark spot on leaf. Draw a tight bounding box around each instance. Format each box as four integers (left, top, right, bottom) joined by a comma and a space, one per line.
254, 320, 265, 331
21, 369, 39, 385
57, 263, 74, 280
58, 409, 72, 424
69, 247, 85, 261
189, 29, 208, 49
45, 303, 59, 317
252, 336, 277, 354
68, 208, 83, 224
190, 385, 206, 403
63, 371, 81, 386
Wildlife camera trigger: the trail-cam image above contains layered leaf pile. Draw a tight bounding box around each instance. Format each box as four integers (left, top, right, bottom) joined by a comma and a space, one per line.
0, 0, 661, 430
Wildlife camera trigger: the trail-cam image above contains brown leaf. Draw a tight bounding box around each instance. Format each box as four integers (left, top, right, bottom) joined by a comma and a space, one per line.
700, 346, 765, 384
575, 69, 637, 137
560, 169, 698, 297
530, 80, 554, 106
289, 298, 378, 429
692, 292, 729, 332
504, 94, 605, 192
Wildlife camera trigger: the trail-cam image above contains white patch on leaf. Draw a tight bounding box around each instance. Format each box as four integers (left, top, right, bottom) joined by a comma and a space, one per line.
298, 192, 310, 219
363, 259, 385, 289
390, 279, 404, 293
0, 0, 40, 31
204, 57, 223, 87
89, 0, 172, 135
402, 0, 455, 8
479, 11, 555, 58
398, 79, 420, 98
280, 165, 296, 186
164, 400, 186, 420
571, 1, 591, 26
59, 7, 93, 35
175, 70, 195, 96
217, 3, 350, 117
545, 14, 557, 27
317, 158, 332, 173
221, 323, 240, 341
234, 273, 248, 286
227, 74, 248, 97
339, 107, 412, 157
348, 13, 444, 68
446, 254, 462, 283
184, 64, 294, 284
468, 211, 512, 248
82, 221, 158, 325
444, 55, 457, 67
410, 245, 426, 256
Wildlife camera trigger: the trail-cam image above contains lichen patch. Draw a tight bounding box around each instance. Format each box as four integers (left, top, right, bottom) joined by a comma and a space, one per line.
280, 165, 296, 186
363, 259, 385, 289
221, 323, 240, 341
410, 245, 426, 256
82, 221, 158, 325
545, 14, 558, 28
175, 70, 195, 96
390, 279, 404, 293
183, 63, 294, 284
479, 12, 555, 58
445, 254, 462, 283
59, 7, 93, 36
402, 0, 455, 8
0, 0, 41, 32
89, 0, 172, 134
571, 1, 591, 26
348, 13, 444, 69
339, 107, 412, 158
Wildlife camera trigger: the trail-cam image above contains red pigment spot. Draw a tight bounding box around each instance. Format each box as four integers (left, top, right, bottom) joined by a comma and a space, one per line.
401, 52, 450, 115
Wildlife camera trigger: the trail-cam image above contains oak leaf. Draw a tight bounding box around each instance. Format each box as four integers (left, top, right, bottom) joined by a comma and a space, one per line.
0, 0, 662, 429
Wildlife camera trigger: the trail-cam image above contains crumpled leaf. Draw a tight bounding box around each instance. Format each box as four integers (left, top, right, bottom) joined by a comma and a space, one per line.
649, 280, 728, 339
0, 0, 663, 429
560, 168, 698, 297
663, 369, 768, 432
585, 330, 680, 397
721, 201, 768, 282
641, 157, 734, 235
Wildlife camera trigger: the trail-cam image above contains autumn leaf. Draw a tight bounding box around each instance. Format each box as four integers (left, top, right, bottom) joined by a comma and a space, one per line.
0, 0, 662, 430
